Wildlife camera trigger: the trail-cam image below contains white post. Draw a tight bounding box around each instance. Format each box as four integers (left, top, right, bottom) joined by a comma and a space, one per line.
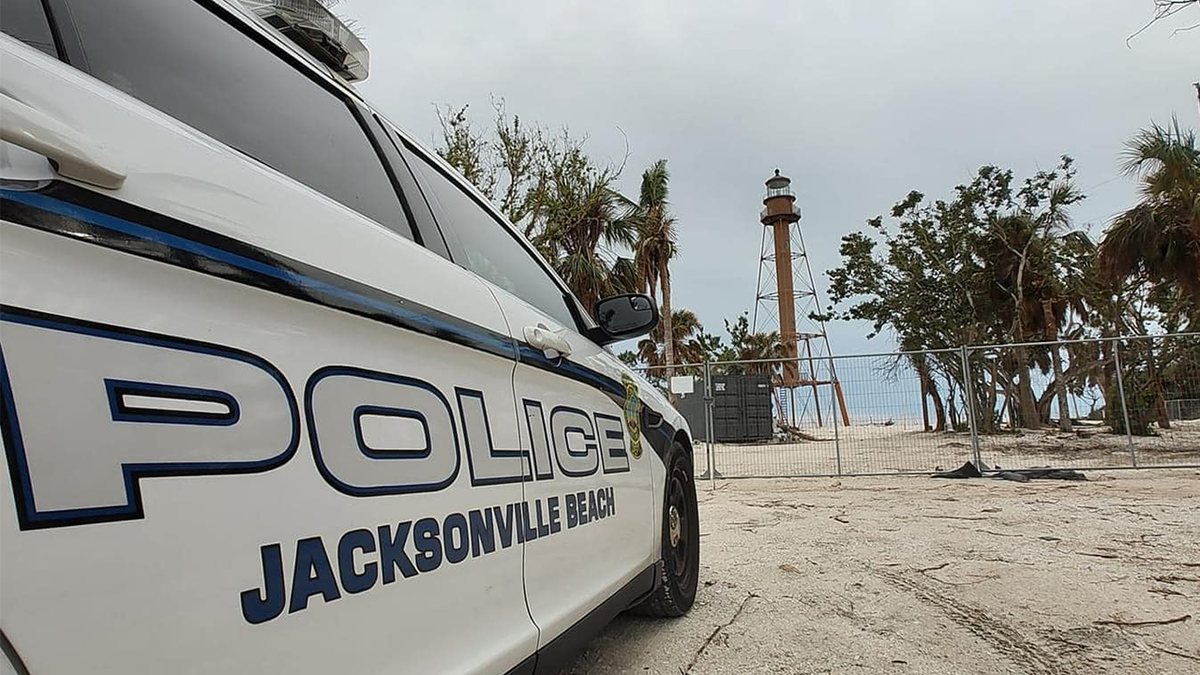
704, 359, 716, 490
960, 346, 983, 470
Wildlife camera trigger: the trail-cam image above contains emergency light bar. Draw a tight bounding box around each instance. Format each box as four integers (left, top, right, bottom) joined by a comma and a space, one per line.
241, 0, 369, 81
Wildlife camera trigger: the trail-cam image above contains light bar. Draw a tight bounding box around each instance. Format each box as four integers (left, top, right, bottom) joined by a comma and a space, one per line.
241, 0, 369, 81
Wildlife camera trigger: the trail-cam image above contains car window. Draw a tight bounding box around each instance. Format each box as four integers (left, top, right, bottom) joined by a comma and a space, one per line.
405, 149, 579, 330
368, 116, 453, 259
1, 0, 58, 57
60, 0, 412, 239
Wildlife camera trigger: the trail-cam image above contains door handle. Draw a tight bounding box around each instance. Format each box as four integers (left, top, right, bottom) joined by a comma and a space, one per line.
523, 323, 573, 359
0, 91, 126, 189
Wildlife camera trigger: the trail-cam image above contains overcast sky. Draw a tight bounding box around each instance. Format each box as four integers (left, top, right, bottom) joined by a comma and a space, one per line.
340, 0, 1198, 356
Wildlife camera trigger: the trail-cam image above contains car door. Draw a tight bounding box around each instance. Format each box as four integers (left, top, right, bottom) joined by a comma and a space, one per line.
0, 2, 535, 674
399, 142, 658, 654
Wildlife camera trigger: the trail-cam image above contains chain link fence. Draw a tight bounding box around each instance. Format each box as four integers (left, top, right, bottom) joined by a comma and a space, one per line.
637, 332, 1200, 481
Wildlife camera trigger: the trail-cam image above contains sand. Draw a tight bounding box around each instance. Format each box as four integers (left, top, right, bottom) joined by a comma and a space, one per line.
562, 470, 1200, 674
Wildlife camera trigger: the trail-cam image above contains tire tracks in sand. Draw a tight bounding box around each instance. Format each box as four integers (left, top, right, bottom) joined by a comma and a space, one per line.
874, 568, 1070, 675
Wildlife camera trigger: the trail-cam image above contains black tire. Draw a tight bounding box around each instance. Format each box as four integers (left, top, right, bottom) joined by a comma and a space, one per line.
635, 440, 700, 617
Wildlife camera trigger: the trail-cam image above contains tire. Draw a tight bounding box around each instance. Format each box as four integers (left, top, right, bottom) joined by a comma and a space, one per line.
635, 439, 700, 617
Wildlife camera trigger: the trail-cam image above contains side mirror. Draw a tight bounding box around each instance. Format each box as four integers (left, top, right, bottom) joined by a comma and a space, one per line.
590, 294, 659, 346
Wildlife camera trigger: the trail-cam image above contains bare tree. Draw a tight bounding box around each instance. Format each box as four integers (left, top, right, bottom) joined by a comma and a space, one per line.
1129, 1, 1200, 43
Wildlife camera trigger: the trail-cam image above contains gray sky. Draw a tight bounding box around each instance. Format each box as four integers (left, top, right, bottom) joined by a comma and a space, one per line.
340, 0, 1198, 356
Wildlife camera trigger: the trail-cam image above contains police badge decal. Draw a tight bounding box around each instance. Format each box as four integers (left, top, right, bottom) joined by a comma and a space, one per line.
621, 374, 642, 459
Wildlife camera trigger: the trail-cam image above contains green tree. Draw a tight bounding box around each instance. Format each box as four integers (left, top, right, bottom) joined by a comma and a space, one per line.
722, 314, 783, 366
434, 102, 640, 315
617, 350, 640, 369
638, 308, 705, 370
1099, 119, 1200, 303
434, 104, 497, 201
827, 159, 1091, 432
527, 139, 639, 311
1098, 120, 1200, 430
633, 160, 679, 379
973, 162, 1086, 430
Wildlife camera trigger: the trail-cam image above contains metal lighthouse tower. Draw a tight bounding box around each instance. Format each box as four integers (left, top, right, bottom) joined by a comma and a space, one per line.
753, 169, 849, 427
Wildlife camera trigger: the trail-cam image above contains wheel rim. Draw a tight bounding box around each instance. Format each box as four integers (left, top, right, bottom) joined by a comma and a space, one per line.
667, 465, 694, 589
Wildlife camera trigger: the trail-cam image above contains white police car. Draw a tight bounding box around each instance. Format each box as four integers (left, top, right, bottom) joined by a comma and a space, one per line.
0, 1, 700, 672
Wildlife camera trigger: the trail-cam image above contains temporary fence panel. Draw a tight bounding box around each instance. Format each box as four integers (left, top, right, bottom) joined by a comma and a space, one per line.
632, 332, 1200, 480
1118, 334, 1200, 468
969, 338, 1140, 472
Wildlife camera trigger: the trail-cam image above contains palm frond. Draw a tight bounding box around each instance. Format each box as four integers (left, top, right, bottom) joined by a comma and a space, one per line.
1120, 117, 1200, 198
639, 159, 671, 209
1102, 119, 1200, 300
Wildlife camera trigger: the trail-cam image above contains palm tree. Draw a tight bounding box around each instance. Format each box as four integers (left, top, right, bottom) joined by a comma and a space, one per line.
975, 168, 1085, 432
1098, 119, 1199, 431
633, 160, 679, 378
638, 309, 705, 369
528, 145, 640, 312
733, 330, 783, 366
717, 314, 784, 374
1099, 119, 1200, 301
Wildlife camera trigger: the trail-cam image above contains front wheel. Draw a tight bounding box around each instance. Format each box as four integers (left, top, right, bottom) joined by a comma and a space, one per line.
635, 440, 699, 617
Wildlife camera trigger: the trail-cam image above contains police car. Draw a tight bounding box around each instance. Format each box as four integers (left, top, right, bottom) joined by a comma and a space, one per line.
0, 1, 700, 672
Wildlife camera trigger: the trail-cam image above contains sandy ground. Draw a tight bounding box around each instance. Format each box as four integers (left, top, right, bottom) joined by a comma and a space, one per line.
562, 470, 1200, 675
699, 420, 1200, 478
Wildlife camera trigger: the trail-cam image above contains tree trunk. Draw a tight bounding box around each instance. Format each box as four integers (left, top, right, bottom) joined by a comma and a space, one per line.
946, 378, 960, 430
643, 268, 657, 307
1036, 381, 1057, 423
1043, 300, 1071, 431
1014, 347, 1041, 429
971, 379, 994, 434
1011, 303, 1041, 429
659, 256, 674, 382
928, 382, 947, 432
1142, 339, 1172, 430
918, 368, 948, 431
911, 355, 935, 431
1000, 368, 1017, 431
920, 376, 931, 432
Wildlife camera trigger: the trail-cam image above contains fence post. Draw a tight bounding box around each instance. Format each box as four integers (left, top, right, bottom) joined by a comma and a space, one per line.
829, 356, 843, 476
703, 358, 716, 490
960, 346, 984, 470
1113, 343, 1137, 467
